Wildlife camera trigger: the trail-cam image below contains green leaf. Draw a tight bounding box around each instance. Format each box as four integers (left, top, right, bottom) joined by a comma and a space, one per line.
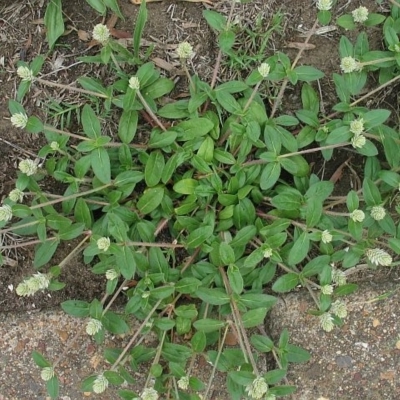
301, 83, 319, 114
214, 149, 236, 164
295, 109, 319, 128
61, 300, 90, 317
26, 116, 43, 133
175, 277, 202, 294
173, 179, 199, 195
102, 311, 129, 334
46, 376, 59, 399
286, 344, 311, 363
364, 13, 386, 27
85, 0, 106, 14
219, 242, 235, 265
302, 255, 330, 277
215, 91, 242, 114
334, 283, 358, 296
193, 318, 226, 332
158, 100, 189, 119
195, 288, 230, 305
137, 186, 164, 214
186, 226, 214, 248
145, 150, 164, 187
148, 130, 177, 148
250, 334, 274, 352
203, 9, 226, 32
133, 0, 148, 59
144, 78, 174, 99
227, 264, 243, 294
229, 225, 257, 247
90, 147, 111, 183
242, 308, 268, 328
34, 239, 59, 268
162, 343, 192, 363
362, 178, 381, 206
115, 246, 136, 279
32, 351, 51, 368
191, 331, 207, 352
272, 273, 299, 293
44, 0, 64, 49
363, 109, 391, 128
294, 65, 324, 81
118, 110, 138, 144
219, 30, 235, 53
103, 0, 124, 19
260, 162, 281, 190
78, 76, 109, 96
264, 369, 287, 385
176, 118, 214, 141
239, 293, 277, 310
271, 191, 302, 211
337, 14, 356, 30
305, 197, 322, 227
82, 104, 101, 139
288, 232, 309, 265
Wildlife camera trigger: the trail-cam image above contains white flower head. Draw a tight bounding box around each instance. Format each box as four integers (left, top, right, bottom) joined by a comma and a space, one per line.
19, 159, 38, 176
245, 376, 268, 399
105, 269, 119, 280
365, 248, 392, 266
319, 312, 334, 332
86, 318, 103, 335
331, 267, 347, 286
9, 188, 24, 203
17, 65, 34, 82
258, 62, 271, 78
141, 387, 159, 400
317, 0, 333, 11
321, 230, 333, 244
92, 374, 109, 394
350, 209, 365, 222
177, 375, 190, 390
340, 56, 361, 73
370, 205, 386, 221
331, 300, 348, 318
349, 118, 364, 135
97, 237, 110, 252
11, 113, 28, 129
351, 133, 366, 149
352, 6, 369, 23
263, 248, 273, 258
92, 24, 110, 46
16, 272, 50, 296
0, 204, 13, 221
40, 366, 55, 381
176, 42, 193, 59
128, 76, 140, 90
321, 284, 334, 295
50, 141, 60, 151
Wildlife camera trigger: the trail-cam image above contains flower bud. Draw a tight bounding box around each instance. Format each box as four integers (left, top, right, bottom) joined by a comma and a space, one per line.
92, 24, 110, 46
176, 42, 193, 59
11, 113, 28, 129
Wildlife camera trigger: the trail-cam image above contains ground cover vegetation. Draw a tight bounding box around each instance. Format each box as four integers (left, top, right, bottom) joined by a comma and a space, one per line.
1, 0, 400, 398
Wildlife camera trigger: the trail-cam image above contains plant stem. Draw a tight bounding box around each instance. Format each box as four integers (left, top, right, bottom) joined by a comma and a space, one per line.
242, 143, 348, 166
0, 236, 56, 249
30, 183, 112, 210
0, 219, 39, 235
204, 323, 230, 400
137, 90, 167, 131
111, 299, 163, 369
36, 78, 109, 98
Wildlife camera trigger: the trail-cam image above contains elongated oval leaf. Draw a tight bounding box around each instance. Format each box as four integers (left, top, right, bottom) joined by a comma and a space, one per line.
137, 187, 164, 215
91, 147, 111, 183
